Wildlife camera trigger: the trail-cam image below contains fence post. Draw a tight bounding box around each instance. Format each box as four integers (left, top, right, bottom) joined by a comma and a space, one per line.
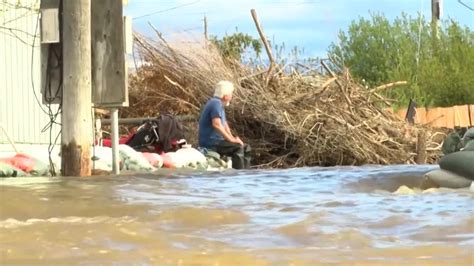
416, 130, 427, 164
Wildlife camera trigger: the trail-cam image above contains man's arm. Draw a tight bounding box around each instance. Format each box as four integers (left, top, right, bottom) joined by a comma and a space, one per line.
224, 121, 232, 136
224, 121, 244, 145
212, 118, 242, 145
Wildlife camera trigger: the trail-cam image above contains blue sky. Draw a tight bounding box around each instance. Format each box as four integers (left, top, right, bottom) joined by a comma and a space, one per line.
125, 0, 474, 58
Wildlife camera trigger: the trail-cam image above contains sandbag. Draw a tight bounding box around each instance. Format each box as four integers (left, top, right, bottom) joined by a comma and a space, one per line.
23, 149, 61, 173
1, 153, 50, 176
463, 139, 474, 151
142, 152, 163, 168
198, 149, 229, 170
439, 151, 474, 180
206, 156, 228, 170
463, 127, 474, 142
424, 169, 472, 188
161, 152, 176, 168
118, 145, 155, 171
441, 131, 462, 155
91, 146, 114, 171
0, 162, 26, 177
175, 146, 208, 169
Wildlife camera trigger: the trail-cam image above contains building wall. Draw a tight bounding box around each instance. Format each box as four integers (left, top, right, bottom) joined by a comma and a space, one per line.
0, 0, 61, 144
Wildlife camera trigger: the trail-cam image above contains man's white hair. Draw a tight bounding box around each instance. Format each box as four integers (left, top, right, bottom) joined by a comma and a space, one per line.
213, 80, 234, 98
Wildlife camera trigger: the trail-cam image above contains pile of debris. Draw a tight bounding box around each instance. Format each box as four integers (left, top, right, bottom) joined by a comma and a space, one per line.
124, 32, 442, 168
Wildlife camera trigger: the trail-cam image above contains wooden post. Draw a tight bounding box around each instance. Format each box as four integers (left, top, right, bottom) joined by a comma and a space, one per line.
468, 104, 472, 127
61, 0, 92, 176
204, 15, 208, 41
110, 108, 120, 175
250, 9, 275, 67
416, 130, 427, 164
431, 0, 441, 39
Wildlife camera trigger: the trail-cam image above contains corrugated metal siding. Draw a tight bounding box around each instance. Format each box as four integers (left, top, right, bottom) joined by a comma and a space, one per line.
0, 0, 61, 144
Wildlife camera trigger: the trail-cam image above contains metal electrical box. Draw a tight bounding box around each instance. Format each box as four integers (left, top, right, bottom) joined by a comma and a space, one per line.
40, 8, 60, 44
91, 0, 128, 107
40, 0, 62, 105
123, 16, 133, 54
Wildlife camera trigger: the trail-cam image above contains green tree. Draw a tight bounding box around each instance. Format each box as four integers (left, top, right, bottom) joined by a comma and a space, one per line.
329, 13, 474, 107
210, 32, 262, 62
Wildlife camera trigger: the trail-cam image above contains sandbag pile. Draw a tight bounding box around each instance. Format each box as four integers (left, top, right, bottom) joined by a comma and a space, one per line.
424, 127, 474, 188
0, 144, 230, 178
91, 145, 230, 173
0, 153, 50, 177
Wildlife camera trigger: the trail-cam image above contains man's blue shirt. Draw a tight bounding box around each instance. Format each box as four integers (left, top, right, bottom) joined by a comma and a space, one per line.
198, 97, 226, 148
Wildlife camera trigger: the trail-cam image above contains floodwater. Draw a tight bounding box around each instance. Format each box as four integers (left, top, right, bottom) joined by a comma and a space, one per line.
1, 165, 473, 265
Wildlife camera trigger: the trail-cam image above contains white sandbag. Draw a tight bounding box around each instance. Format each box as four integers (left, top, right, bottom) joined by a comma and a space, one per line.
0, 162, 26, 177
22, 149, 61, 175
93, 160, 113, 172
91, 146, 113, 171
142, 152, 163, 168
92, 146, 113, 164
164, 151, 184, 168
175, 146, 208, 169
118, 145, 155, 171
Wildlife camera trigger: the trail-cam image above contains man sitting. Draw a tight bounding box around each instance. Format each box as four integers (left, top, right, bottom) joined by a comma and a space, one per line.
198, 80, 251, 169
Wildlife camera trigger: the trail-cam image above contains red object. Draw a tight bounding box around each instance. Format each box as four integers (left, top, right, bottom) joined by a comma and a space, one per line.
142, 152, 161, 167
102, 133, 134, 147
100, 132, 182, 155
0, 153, 36, 172
161, 153, 176, 169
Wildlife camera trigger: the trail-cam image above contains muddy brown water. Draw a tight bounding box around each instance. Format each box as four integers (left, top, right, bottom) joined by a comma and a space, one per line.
1, 165, 473, 265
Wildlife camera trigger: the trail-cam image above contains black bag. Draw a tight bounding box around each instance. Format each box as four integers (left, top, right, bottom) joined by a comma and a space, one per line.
155, 113, 185, 152
126, 114, 185, 153
125, 120, 160, 151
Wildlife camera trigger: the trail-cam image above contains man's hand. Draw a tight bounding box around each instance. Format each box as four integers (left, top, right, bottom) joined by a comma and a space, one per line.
233, 136, 244, 146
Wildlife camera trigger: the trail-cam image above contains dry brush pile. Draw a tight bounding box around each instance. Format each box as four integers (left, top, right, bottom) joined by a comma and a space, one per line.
124, 32, 443, 168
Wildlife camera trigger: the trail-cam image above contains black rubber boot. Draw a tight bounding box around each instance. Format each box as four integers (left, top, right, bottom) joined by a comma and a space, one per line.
232, 154, 245, 169
243, 144, 251, 169
244, 157, 251, 169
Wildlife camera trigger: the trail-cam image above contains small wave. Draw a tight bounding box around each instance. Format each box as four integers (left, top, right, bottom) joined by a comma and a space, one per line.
0, 216, 135, 229
320, 200, 357, 207
393, 185, 421, 195
345, 174, 426, 193
368, 214, 414, 229
156, 207, 249, 228
277, 217, 373, 247
392, 185, 470, 195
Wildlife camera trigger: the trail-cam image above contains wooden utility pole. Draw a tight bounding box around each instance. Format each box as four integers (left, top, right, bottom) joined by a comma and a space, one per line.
204, 15, 208, 41
431, 0, 442, 39
250, 9, 276, 67
61, 0, 92, 176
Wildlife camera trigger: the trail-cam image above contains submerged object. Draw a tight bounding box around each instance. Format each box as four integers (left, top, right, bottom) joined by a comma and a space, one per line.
424, 169, 472, 189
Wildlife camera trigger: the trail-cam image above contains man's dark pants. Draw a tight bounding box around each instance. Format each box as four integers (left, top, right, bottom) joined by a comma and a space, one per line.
212, 140, 251, 169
